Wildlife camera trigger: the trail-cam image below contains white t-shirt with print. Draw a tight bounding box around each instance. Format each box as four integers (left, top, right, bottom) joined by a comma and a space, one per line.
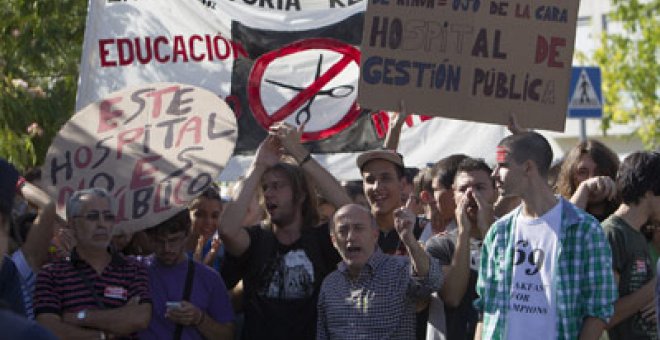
505, 200, 562, 340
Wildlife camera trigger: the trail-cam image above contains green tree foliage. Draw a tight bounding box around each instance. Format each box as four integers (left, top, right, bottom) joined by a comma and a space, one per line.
594, 0, 659, 149
0, 0, 87, 172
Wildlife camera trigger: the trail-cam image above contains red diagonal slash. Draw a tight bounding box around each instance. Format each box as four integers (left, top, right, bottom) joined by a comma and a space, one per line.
268, 54, 353, 123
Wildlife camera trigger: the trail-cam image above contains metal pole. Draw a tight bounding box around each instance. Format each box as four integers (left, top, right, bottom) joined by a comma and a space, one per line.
579, 118, 587, 142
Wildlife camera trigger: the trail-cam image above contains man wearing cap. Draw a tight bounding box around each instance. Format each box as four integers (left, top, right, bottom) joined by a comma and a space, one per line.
34, 188, 152, 339
357, 149, 425, 255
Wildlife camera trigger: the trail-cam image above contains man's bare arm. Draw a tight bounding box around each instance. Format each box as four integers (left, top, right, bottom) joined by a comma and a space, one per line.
608, 272, 656, 328
439, 189, 473, 307
196, 312, 234, 340
383, 101, 408, 151
395, 202, 430, 276
64, 302, 151, 336
579, 316, 606, 340
218, 136, 280, 256
19, 181, 56, 272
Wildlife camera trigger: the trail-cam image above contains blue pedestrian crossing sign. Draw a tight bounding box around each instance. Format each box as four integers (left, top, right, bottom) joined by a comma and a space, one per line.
567, 66, 602, 118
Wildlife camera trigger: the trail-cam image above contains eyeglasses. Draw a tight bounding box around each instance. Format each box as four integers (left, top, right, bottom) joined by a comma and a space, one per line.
73, 211, 116, 223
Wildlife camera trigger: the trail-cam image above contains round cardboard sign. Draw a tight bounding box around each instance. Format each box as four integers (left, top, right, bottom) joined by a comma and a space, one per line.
44, 83, 237, 232
248, 38, 361, 141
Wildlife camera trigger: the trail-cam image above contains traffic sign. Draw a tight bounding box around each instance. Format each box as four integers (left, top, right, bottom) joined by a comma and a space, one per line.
567, 66, 602, 118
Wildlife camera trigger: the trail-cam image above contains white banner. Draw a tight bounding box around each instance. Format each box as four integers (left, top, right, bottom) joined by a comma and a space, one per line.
78, 0, 508, 180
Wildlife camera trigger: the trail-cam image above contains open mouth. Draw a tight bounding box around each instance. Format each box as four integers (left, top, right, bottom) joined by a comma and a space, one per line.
370, 192, 388, 206
266, 203, 278, 213
346, 245, 361, 256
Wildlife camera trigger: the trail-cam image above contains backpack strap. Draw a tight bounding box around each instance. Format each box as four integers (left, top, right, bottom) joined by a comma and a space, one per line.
173, 257, 195, 340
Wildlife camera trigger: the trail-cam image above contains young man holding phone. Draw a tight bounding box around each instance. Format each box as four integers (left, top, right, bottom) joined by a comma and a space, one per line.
141, 210, 234, 340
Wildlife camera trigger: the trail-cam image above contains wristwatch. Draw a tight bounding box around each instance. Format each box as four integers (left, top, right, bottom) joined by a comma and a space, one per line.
76, 309, 87, 322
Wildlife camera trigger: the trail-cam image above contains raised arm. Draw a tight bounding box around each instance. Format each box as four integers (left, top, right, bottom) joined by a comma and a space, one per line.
271, 122, 351, 208
436, 188, 473, 307
570, 176, 616, 210
18, 181, 56, 272
218, 136, 281, 256
383, 101, 409, 151
394, 200, 430, 277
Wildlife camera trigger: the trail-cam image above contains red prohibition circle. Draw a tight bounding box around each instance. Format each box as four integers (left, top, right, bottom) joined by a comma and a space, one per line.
248, 38, 361, 142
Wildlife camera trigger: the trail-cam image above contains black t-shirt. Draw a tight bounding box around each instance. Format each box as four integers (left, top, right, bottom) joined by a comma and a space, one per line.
222, 223, 341, 340
603, 215, 657, 340
425, 230, 479, 340
378, 216, 427, 255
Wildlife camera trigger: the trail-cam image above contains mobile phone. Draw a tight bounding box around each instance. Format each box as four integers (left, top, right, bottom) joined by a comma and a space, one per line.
166, 301, 182, 309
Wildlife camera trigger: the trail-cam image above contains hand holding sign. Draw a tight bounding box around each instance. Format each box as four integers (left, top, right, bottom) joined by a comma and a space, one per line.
254, 135, 282, 169
270, 121, 309, 163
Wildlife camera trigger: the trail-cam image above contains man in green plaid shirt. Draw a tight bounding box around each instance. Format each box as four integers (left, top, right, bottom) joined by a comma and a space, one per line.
474, 132, 617, 340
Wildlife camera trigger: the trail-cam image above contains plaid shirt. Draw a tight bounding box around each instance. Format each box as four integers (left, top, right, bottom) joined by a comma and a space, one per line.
474, 198, 616, 339
317, 249, 443, 340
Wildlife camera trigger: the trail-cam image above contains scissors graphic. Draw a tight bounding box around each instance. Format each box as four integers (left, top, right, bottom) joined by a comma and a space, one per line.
264, 54, 355, 125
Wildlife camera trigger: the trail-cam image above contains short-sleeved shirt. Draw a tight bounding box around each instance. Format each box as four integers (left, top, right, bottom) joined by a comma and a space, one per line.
425, 229, 480, 340
222, 223, 341, 340
34, 249, 151, 339
603, 215, 657, 340
140, 256, 234, 339
0, 255, 26, 316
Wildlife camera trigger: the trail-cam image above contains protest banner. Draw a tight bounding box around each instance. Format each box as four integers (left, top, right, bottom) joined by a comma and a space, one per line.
357, 0, 579, 131
45, 83, 237, 232
77, 0, 508, 180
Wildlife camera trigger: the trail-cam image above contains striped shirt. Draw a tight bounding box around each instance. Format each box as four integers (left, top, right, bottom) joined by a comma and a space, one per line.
34, 249, 151, 339
11, 250, 36, 320
474, 197, 617, 340
317, 249, 443, 340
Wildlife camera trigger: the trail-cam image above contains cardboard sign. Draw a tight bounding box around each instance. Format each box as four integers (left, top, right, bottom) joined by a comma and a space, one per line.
357, 0, 579, 131
44, 83, 237, 232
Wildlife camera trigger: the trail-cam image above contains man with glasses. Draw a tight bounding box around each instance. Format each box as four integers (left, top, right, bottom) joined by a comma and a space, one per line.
34, 188, 152, 339
141, 209, 234, 340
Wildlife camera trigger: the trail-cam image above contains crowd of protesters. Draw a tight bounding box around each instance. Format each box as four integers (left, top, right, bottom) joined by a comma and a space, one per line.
0, 115, 659, 340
